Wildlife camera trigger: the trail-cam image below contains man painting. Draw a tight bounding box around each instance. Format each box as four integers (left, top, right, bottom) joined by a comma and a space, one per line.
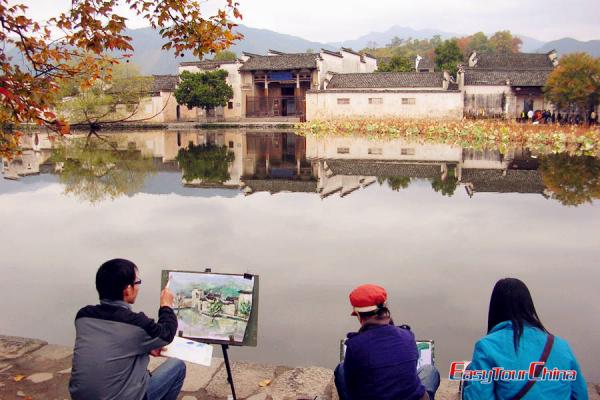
334, 284, 440, 400
69, 258, 186, 400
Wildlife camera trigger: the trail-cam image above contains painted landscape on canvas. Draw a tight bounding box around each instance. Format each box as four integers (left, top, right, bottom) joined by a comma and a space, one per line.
165, 271, 255, 343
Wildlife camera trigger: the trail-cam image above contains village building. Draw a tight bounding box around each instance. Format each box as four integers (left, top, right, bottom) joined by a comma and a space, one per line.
306, 71, 463, 120
1, 133, 54, 180
458, 51, 558, 119
136, 49, 377, 122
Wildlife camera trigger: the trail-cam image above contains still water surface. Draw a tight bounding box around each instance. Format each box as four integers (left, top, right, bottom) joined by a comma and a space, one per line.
1, 129, 599, 381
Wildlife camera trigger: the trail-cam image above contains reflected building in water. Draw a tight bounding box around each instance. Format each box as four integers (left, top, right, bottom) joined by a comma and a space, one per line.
1, 130, 561, 201
1, 133, 54, 180
305, 135, 547, 198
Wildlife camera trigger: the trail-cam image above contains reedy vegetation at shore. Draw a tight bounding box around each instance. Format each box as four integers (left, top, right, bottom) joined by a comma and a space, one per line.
296, 119, 600, 156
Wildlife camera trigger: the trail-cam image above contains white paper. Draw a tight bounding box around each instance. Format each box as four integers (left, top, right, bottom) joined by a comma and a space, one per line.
162, 337, 213, 366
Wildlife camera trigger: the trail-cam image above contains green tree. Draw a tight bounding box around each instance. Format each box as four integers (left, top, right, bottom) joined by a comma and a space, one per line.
488, 31, 522, 53
540, 153, 600, 206
434, 39, 463, 76
238, 301, 252, 319
213, 50, 238, 61
175, 70, 234, 113
470, 32, 491, 53
544, 53, 600, 113
430, 167, 458, 197
377, 176, 411, 191
207, 300, 224, 318
377, 55, 413, 72
50, 137, 155, 203
56, 63, 155, 133
176, 143, 235, 184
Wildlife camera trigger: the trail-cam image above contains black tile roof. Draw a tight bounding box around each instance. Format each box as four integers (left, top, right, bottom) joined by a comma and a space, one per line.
326, 160, 445, 179
474, 52, 554, 70
243, 179, 317, 194
341, 47, 362, 56
179, 60, 238, 69
152, 75, 178, 93
461, 169, 545, 194
463, 69, 551, 87
321, 49, 343, 58
239, 53, 319, 71
327, 72, 444, 89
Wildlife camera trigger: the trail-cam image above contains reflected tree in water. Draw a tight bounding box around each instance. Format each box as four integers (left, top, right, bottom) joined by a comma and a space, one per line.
540, 154, 600, 206
50, 138, 155, 203
377, 176, 412, 191
176, 143, 235, 184
430, 167, 459, 197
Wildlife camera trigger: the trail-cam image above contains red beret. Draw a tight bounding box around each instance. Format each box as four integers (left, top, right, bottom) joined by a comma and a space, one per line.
349, 284, 387, 316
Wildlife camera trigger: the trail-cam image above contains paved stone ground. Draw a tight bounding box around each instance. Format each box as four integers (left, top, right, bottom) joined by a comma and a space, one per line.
1, 335, 598, 400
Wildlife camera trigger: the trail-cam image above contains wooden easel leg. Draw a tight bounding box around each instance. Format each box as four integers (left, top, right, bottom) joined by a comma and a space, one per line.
221, 344, 237, 400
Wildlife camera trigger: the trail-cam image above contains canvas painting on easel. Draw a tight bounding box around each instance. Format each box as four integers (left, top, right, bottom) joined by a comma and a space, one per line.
162, 271, 256, 344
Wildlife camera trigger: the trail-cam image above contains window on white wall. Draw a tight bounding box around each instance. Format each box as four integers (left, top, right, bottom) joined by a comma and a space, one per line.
368, 148, 383, 155
402, 98, 416, 105
368, 98, 383, 104
337, 147, 350, 154
401, 148, 416, 155
337, 98, 351, 105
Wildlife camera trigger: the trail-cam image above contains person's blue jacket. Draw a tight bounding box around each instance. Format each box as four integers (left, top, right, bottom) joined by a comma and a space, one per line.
343, 322, 426, 400
463, 321, 588, 400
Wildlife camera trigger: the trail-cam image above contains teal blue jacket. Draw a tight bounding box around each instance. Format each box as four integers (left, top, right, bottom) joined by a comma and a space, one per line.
463, 321, 588, 400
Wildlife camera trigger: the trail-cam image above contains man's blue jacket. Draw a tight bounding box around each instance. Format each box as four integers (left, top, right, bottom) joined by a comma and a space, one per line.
343, 321, 426, 400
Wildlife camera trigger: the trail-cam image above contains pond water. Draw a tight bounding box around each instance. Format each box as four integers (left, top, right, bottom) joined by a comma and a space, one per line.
1, 128, 599, 382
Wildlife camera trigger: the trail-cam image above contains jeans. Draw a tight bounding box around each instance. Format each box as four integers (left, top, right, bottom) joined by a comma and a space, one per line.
146, 358, 186, 400
334, 362, 441, 400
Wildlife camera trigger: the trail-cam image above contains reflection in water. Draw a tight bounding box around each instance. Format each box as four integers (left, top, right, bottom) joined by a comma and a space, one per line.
49, 138, 156, 203
539, 154, 600, 206
177, 143, 235, 186
2, 129, 600, 207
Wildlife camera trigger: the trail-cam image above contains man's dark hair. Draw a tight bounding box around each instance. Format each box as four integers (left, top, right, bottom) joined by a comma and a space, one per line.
487, 278, 548, 352
96, 259, 138, 301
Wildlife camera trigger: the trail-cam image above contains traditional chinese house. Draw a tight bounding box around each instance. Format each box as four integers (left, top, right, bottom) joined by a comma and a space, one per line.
458, 51, 558, 118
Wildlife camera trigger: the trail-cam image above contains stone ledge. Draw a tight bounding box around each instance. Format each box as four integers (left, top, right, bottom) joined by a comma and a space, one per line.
0, 335, 47, 361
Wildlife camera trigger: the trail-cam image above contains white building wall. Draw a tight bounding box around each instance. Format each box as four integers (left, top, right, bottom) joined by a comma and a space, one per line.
340, 50, 363, 73
306, 136, 462, 161
306, 91, 463, 120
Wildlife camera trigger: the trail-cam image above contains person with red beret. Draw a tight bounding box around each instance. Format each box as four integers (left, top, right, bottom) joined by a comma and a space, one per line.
334, 284, 440, 400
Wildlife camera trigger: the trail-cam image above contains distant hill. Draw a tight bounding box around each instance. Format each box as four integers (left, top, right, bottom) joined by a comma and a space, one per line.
6, 24, 600, 76
328, 25, 460, 50
122, 25, 332, 75
517, 35, 546, 53
536, 38, 600, 57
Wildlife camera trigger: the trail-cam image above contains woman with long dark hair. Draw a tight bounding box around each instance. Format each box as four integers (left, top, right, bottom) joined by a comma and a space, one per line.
463, 278, 588, 399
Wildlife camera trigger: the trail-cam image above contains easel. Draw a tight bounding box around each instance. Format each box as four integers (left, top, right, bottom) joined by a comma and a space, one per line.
221, 343, 237, 400
166, 266, 259, 400
206, 268, 238, 400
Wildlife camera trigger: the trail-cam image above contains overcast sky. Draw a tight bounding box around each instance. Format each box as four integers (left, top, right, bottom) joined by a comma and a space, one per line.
16, 0, 600, 43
